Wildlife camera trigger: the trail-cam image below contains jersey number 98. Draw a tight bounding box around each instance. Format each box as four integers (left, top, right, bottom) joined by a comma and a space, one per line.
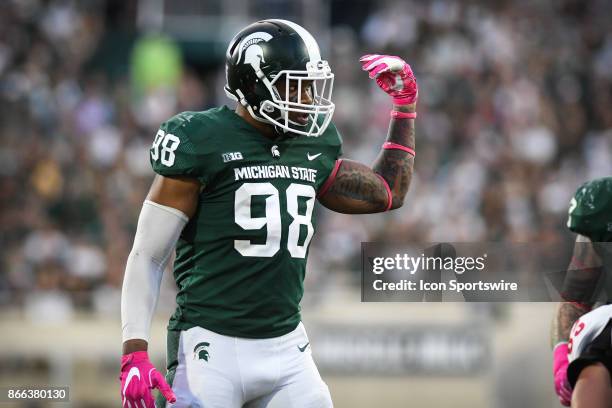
151, 129, 180, 167
234, 183, 315, 259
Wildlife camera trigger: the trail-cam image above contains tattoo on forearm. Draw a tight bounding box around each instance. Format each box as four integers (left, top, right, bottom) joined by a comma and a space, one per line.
550, 239, 602, 348
373, 111, 415, 208
551, 302, 585, 348
323, 107, 415, 213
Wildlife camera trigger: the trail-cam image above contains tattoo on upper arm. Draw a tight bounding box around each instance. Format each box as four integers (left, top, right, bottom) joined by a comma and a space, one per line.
326, 160, 388, 211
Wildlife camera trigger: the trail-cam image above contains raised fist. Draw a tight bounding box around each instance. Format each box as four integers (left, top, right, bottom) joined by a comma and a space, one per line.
360, 54, 418, 106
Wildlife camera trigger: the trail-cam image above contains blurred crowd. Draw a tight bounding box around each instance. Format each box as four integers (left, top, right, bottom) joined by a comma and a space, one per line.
1, 0, 611, 320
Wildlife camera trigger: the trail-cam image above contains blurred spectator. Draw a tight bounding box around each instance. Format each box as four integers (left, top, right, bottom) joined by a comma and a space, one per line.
1, 0, 611, 312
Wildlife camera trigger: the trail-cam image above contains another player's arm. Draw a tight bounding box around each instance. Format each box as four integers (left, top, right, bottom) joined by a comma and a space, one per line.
551, 234, 604, 405
318, 103, 415, 213
122, 175, 200, 354
550, 235, 604, 347
571, 363, 612, 408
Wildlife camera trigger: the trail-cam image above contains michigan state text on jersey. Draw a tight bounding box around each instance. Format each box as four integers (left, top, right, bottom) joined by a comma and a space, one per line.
120, 18, 417, 408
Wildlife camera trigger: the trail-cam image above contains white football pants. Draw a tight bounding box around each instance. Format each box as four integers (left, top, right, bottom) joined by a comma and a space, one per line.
165, 322, 332, 408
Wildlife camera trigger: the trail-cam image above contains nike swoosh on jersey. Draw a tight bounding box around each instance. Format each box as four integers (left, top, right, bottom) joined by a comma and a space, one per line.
297, 342, 310, 352
123, 367, 141, 394
307, 153, 322, 161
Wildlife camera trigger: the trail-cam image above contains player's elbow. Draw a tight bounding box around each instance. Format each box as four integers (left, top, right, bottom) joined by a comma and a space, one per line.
381, 175, 411, 211
394, 176, 415, 210
389, 184, 410, 210
389, 195, 405, 210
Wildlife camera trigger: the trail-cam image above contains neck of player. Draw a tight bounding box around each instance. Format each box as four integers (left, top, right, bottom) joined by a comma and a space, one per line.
235, 105, 280, 140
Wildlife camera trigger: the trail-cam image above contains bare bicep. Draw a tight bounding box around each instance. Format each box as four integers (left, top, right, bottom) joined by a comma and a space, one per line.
146, 175, 202, 219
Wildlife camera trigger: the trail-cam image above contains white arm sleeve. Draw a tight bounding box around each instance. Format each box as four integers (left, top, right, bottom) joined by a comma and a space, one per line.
121, 200, 188, 342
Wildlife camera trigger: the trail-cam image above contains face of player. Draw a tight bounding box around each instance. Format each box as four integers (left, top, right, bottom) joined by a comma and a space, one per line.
274, 79, 314, 126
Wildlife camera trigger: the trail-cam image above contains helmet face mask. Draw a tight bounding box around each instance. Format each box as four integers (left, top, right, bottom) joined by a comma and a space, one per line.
224, 19, 335, 137
261, 62, 334, 137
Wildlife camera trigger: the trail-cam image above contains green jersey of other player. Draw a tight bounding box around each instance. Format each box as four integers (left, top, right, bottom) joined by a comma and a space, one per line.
567, 177, 612, 304
567, 176, 612, 243
150, 106, 342, 338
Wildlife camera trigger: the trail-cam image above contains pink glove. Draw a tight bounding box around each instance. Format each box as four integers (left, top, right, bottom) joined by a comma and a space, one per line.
120, 351, 176, 408
360, 54, 418, 106
553, 343, 572, 406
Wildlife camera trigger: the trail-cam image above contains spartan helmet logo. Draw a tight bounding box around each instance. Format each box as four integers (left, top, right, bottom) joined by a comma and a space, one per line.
237, 32, 273, 72
193, 342, 210, 362
271, 145, 280, 158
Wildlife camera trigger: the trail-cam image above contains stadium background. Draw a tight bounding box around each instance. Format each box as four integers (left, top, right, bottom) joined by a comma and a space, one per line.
1, 0, 611, 406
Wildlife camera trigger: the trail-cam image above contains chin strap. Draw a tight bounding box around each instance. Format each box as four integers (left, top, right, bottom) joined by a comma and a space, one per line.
233, 88, 249, 108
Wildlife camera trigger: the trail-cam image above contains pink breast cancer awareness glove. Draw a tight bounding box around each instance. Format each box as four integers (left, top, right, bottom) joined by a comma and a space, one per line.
553, 343, 572, 406
120, 351, 176, 408
360, 54, 418, 106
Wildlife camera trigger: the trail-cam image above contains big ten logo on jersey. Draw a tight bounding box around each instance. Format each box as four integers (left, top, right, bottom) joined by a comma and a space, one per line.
222, 152, 244, 163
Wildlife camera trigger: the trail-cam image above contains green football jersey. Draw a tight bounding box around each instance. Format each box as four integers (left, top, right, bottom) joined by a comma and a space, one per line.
567, 177, 612, 243
150, 106, 342, 338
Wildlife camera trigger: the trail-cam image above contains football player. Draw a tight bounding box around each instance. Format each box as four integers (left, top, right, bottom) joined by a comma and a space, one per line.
119, 19, 418, 408
551, 177, 612, 407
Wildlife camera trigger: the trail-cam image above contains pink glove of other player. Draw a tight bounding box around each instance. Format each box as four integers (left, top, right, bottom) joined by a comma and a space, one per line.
120, 351, 176, 408
360, 54, 418, 106
553, 342, 573, 406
